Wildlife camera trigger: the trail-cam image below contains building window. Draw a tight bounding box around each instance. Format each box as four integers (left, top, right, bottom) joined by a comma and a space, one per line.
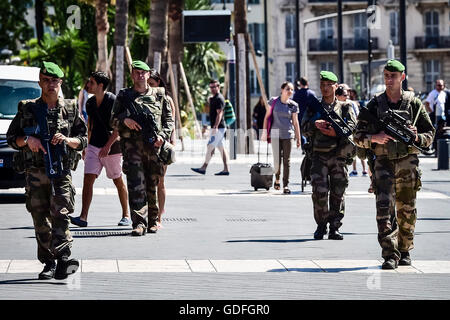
285, 62, 296, 83
248, 23, 265, 52
319, 18, 334, 50
210, 0, 233, 3
320, 62, 334, 73
390, 11, 399, 45
354, 13, 367, 48
248, 0, 260, 4
285, 14, 296, 48
425, 10, 439, 48
250, 69, 265, 96
425, 60, 440, 92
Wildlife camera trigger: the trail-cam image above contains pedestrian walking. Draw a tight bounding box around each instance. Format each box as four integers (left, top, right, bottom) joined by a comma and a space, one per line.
292, 77, 317, 152
111, 60, 174, 236
261, 81, 301, 194
191, 80, 230, 176
6, 61, 87, 280
425, 79, 446, 126
301, 71, 357, 240
70, 71, 130, 228
148, 69, 176, 230
252, 96, 266, 140
354, 59, 435, 269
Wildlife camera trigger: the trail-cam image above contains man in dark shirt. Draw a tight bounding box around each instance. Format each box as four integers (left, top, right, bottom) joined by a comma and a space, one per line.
293, 77, 317, 151
70, 71, 130, 227
191, 79, 230, 175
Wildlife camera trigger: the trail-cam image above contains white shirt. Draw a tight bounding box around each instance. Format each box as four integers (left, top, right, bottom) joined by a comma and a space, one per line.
426, 89, 446, 117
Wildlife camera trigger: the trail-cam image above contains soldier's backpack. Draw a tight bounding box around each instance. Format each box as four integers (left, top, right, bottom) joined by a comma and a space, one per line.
224, 99, 236, 126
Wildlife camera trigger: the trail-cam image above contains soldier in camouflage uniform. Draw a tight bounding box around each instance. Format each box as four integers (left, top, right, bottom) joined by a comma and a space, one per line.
111, 61, 174, 236
301, 71, 357, 241
6, 62, 87, 280
354, 60, 435, 269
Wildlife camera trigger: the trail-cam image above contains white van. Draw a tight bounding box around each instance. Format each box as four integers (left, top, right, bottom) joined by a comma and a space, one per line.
0, 65, 42, 189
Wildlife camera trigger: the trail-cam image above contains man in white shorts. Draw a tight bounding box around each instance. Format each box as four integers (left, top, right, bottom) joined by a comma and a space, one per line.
70, 72, 130, 227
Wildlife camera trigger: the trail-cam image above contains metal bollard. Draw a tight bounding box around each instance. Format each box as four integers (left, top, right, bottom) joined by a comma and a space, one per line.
437, 139, 450, 170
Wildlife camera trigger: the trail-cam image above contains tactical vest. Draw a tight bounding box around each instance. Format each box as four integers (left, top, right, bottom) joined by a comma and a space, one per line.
116, 87, 167, 139
13, 98, 82, 173
312, 100, 354, 155
372, 91, 420, 159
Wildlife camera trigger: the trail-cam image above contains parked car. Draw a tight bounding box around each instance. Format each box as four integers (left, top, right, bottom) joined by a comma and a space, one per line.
0, 65, 42, 189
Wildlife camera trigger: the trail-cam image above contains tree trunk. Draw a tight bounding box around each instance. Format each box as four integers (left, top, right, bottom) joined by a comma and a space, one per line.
95, 0, 109, 72
114, 0, 129, 93
35, 0, 44, 44
148, 0, 169, 79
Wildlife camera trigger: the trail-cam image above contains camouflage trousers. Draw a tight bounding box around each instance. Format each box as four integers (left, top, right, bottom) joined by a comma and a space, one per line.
310, 152, 349, 229
373, 154, 421, 260
25, 168, 75, 264
121, 139, 164, 229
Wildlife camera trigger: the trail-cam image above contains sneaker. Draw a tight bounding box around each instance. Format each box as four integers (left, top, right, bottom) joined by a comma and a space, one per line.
214, 171, 230, 176
362, 171, 368, 177
54, 258, 79, 280
38, 261, 56, 280
118, 217, 131, 226
349, 171, 358, 177
70, 216, 87, 227
191, 168, 206, 175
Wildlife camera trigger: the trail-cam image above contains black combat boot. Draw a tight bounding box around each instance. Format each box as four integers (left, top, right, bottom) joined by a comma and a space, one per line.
314, 224, 328, 240
328, 229, 344, 240
381, 257, 398, 270
399, 251, 411, 266
54, 257, 79, 280
38, 260, 56, 280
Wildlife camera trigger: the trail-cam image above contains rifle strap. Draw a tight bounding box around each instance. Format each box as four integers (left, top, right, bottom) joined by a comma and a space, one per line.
376, 91, 414, 118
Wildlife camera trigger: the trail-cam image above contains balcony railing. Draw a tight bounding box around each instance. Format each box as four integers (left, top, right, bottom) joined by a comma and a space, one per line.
414, 36, 450, 49
309, 37, 379, 51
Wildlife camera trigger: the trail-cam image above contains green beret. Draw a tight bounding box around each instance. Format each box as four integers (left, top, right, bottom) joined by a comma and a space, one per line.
131, 60, 150, 71
384, 59, 405, 72
320, 71, 338, 83
40, 61, 64, 78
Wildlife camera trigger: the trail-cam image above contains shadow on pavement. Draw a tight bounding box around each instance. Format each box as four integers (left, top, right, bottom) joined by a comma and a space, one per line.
0, 278, 66, 285
0, 226, 34, 231
226, 238, 317, 244
0, 194, 26, 204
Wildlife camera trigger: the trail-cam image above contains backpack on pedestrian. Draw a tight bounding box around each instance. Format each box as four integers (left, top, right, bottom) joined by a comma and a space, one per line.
224, 99, 236, 126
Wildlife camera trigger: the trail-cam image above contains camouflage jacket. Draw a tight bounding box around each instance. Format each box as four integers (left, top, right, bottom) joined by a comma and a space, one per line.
354, 90, 435, 157
6, 97, 87, 169
110, 87, 174, 142
301, 98, 357, 153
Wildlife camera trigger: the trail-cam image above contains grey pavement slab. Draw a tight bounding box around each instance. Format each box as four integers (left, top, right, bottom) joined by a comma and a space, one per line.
1, 138, 450, 299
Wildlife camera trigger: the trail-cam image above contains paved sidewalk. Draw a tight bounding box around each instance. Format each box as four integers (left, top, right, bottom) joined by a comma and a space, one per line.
1, 138, 449, 299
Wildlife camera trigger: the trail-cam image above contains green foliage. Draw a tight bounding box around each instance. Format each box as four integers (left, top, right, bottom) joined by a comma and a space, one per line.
129, 16, 150, 61
20, 28, 90, 98
0, 0, 34, 54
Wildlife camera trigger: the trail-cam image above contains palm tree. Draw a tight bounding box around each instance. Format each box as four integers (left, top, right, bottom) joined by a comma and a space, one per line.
114, 0, 129, 93
94, 0, 109, 72
148, 0, 169, 78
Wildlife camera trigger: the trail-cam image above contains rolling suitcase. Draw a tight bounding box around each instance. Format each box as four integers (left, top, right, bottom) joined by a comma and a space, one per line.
250, 140, 273, 191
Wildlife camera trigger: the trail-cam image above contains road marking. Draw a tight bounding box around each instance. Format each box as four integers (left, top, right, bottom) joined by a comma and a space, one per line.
2, 187, 448, 200
2, 259, 449, 274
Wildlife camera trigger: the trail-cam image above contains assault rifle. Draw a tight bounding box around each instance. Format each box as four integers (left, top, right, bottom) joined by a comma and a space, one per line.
31, 103, 67, 180
309, 95, 355, 145
126, 97, 163, 161
358, 106, 426, 153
